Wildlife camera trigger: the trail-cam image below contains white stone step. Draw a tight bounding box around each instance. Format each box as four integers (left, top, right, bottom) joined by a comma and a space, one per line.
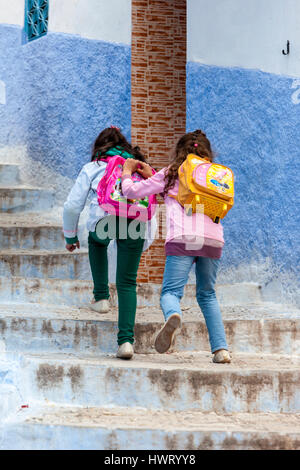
7, 351, 300, 414
0, 213, 64, 250
0, 276, 264, 307
2, 405, 300, 450
0, 250, 91, 280
0, 186, 55, 213
0, 302, 299, 355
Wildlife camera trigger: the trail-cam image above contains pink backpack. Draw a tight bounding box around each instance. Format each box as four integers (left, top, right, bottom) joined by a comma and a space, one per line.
97, 156, 157, 222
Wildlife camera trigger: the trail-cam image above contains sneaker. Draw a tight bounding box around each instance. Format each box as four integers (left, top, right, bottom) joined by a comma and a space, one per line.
116, 342, 134, 360
154, 313, 182, 354
213, 349, 231, 363
89, 299, 110, 313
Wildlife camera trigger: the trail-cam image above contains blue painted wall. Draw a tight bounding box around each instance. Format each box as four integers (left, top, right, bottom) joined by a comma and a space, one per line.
187, 62, 300, 295
0, 23, 299, 299
0, 24, 131, 179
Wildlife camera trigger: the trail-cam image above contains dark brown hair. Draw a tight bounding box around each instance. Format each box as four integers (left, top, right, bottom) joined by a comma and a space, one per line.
163, 129, 215, 196
91, 127, 147, 162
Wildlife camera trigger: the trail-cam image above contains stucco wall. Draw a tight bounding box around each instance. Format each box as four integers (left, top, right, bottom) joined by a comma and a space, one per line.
0, 24, 130, 187
0, 1, 299, 303
187, 1, 300, 304
187, 0, 300, 77
0, 1, 131, 191
0, 1, 132, 254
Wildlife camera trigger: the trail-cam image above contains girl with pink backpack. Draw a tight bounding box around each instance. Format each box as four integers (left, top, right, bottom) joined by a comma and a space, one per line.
63, 127, 156, 360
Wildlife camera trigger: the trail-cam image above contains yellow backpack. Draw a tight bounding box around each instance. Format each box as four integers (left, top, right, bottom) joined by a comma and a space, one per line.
173, 154, 234, 223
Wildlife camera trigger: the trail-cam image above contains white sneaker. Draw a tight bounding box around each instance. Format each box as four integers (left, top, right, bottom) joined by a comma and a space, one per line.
89, 299, 110, 313
116, 342, 134, 360
154, 313, 182, 354
213, 349, 231, 363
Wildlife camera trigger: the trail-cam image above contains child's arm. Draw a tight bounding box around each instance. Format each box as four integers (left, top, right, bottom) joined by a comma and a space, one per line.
63, 168, 91, 249
122, 160, 166, 199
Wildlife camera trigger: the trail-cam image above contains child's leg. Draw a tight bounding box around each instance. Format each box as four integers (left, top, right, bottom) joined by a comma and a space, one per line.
155, 255, 194, 353
116, 218, 145, 346
195, 257, 228, 353
160, 255, 194, 320
88, 231, 110, 301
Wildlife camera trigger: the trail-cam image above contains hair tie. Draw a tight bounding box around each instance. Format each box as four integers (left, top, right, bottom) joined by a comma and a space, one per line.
194, 143, 198, 147
110, 125, 120, 130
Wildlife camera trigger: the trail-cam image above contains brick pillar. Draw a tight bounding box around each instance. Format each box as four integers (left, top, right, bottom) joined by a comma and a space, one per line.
131, 0, 186, 283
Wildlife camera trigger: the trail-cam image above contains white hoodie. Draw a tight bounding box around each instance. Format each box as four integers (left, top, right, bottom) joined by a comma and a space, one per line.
63, 160, 156, 250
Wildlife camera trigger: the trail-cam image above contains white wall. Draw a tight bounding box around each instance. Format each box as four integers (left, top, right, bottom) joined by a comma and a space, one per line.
0, 0, 24, 25
188, 0, 300, 77
49, 0, 131, 44
0, 0, 131, 44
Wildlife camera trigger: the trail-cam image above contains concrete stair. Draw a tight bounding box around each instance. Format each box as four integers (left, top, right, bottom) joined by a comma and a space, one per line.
11, 351, 300, 413
0, 249, 90, 280
0, 303, 299, 356
0, 213, 64, 250
2, 406, 300, 451
0, 158, 299, 450
0, 276, 264, 307
0, 186, 55, 213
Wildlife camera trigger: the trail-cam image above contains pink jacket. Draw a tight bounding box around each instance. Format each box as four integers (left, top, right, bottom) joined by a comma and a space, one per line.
122, 168, 224, 250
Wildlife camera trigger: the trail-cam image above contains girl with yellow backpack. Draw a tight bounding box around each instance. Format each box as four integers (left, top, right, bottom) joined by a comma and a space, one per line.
122, 130, 234, 363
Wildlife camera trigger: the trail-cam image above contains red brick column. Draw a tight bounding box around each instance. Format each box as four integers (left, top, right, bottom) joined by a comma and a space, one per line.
131, 0, 187, 283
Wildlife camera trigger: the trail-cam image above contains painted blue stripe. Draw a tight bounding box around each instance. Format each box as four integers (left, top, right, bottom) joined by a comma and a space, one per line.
0, 24, 131, 179
187, 62, 300, 279
0, 24, 299, 288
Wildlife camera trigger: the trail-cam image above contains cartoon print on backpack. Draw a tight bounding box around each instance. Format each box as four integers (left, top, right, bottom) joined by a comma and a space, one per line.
110, 171, 150, 208
110, 175, 124, 202
209, 168, 231, 191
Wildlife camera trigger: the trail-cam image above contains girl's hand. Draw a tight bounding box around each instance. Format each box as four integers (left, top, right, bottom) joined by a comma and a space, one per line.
136, 161, 153, 179
123, 158, 139, 174
66, 241, 80, 252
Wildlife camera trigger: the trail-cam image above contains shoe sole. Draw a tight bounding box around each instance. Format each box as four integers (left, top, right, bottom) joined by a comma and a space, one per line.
155, 314, 182, 354
116, 351, 134, 360
117, 353, 134, 360
213, 358, 231, 364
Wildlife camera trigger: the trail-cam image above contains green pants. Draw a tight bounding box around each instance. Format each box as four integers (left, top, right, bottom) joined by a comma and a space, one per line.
88, 216, 145, 346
